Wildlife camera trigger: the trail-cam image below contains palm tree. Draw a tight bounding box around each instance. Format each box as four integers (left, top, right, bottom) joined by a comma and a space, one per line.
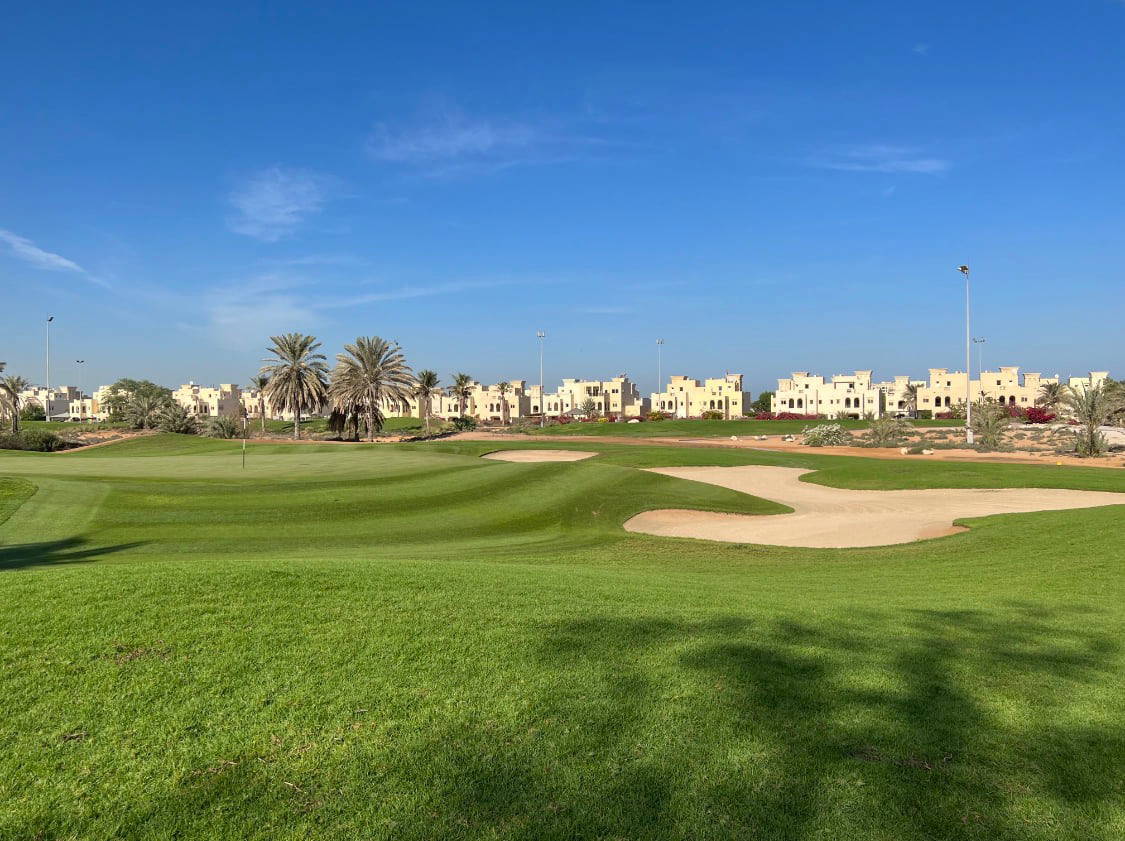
1037, 381, 1066, 411
261, 333, 328, 440
248, 374, 270, 436
451, 372, 474, 417
496, 381, 512, 425
1060, 383, 1124, 457
126, 391, 168, 429
900, 383, 919, 418
414, 370, 440, 435
1, 375, 29, 433
327, 336, 413, 441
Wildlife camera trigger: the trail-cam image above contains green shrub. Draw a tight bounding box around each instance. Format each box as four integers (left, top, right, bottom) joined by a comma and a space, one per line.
647, 411, 669, 422
19, 404, 46, 421
205, 415, 240, 439
700, 410, 725, 420
451, 416, 478, 432
914, 409, 933, 420
0, 429, 66, 451
971, 403, 1010, 451
801, 423, 852, 447
156, 404, 199, 435
862, 417, 912, 448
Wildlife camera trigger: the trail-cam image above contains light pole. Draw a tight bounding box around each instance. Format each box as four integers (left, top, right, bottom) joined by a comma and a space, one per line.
972, 337, 986, 391
536, 330, 546, 427
45, 317, 53, 393
957, 266, 973, 445
656, 338, 664, 393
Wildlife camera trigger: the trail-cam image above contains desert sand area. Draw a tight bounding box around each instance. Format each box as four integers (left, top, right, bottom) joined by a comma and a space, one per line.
624, 465, 1125, 548
482, 449, 599, 462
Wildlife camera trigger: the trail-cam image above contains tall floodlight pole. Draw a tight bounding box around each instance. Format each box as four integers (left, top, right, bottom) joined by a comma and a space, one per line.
46, 315, 54, 416
656, 338, 664, 393
957, 266, 974, 445
536, 330, 546, 427
972, 337, 986, 390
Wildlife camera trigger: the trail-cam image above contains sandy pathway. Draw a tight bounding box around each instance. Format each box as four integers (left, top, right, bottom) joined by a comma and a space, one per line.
624, 465, 1125, 548
482, 450, 598, 462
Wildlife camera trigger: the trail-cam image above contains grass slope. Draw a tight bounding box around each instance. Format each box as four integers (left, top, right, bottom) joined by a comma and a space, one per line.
0, 436, 1123, 840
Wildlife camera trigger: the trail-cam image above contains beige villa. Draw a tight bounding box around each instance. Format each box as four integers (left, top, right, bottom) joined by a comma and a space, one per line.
651, 374, 749, 419
771, 371, 883, 419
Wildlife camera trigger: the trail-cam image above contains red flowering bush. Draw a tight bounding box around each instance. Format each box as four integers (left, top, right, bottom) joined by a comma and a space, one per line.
557, 415, 573, 425
754, 412, 776, 420
605, 414, 618, 423
1004, 404, 1026, 419
1024, 406, 1056, 424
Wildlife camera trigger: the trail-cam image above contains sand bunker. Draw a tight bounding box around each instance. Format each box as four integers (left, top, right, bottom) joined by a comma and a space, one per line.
482, 450, 597, 462
625, 465, 1124, 548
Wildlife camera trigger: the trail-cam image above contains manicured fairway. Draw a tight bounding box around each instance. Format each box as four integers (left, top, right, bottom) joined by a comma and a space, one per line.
1, 435, 1123, 840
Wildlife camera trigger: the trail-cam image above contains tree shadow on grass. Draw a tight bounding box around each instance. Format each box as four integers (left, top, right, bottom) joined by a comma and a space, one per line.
0, 537, 147, 571
20, 607, 1123, 840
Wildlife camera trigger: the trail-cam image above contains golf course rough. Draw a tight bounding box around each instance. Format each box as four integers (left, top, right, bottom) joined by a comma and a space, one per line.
1, 433, 1124, 840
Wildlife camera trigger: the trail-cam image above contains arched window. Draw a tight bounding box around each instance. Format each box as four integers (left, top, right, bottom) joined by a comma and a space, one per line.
844, 398, 851, 408
788, 399, 794, 408
710, 400, 715, 409
797, 398, 803, 408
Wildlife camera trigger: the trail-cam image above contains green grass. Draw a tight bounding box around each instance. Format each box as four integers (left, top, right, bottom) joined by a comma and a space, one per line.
531, 417, 961, 437
261, 416, 425, 436
1, 435, 1123, 840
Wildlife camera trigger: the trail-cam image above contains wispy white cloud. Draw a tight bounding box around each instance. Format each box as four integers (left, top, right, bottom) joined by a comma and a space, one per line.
913, 43, 931, 56
227, 167, 334, 242
367, 105, 604, 176
0, 228, 111, 287
199, 274, 508, 349
809, 144, 951, 175
0, 228, 85, 272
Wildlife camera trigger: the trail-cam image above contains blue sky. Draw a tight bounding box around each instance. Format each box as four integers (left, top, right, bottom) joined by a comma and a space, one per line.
3, 1, 1124, 395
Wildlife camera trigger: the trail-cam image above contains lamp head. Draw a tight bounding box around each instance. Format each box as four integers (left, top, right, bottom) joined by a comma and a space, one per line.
957, 265, 970, 275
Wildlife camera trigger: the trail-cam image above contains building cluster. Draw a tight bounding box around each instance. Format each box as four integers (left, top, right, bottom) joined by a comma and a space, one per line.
14, 373, 753, 423
13, 366, 1111, 424
772, 367, 1110, 419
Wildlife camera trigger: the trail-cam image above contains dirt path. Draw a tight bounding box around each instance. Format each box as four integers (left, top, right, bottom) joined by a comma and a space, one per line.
624, 465, 1125, 548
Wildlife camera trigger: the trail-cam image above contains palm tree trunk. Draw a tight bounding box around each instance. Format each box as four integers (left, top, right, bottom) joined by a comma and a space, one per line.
424, 396, 431, 435
293, 411, 300, 440
365, 409, 375, 441
259, 398, 266, 436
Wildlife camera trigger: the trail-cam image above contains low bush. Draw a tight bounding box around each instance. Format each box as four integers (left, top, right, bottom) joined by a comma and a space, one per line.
861, 416, 912, 448
1024, 406, 1056, 424
204, 416, 240, 439
156, 404, 199, 435
0, 429, 66, 451
647, 411, 669, 422
914, 409, 933, 420
596, 416, 610, 423
451, 416, 478, 432
801, 423, 852, 447
700, 410, 725, 420
19, 404, 46, 421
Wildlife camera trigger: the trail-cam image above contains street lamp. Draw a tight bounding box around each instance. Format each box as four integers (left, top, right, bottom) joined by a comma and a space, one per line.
536, 330, 546, 427
45, 315, 54, 391
957, 266, 973, 445
656, 338, 665, 392
972, 337, 986, 384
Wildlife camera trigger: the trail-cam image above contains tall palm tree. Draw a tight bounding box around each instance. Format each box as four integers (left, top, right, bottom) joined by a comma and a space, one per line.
496, 381, 512, 425
1060, 383, 1123, 457
1, 375, 29, 433
414, 370, 440, 435
327, 336, 413, 441
451, 372, 474, 417
261, 333, 328, 440
900, 383, 919, 418
248, 374, 270, 436
1037, 381, 1066, 411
